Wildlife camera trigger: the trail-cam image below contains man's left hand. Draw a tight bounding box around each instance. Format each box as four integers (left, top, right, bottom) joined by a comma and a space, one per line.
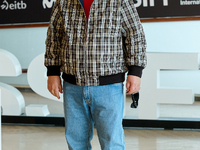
126, 75, 141, 95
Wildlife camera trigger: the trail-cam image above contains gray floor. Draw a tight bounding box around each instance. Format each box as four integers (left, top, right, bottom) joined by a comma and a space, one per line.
2, 125, 200, 150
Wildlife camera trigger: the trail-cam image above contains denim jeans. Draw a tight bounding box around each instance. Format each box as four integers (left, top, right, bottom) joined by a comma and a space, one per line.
63, 81, 125, 150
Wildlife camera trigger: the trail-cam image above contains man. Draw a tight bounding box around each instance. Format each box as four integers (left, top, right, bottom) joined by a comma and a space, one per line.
45, 0, 147, 149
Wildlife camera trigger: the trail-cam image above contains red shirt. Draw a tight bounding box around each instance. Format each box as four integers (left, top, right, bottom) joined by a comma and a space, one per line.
83, 0, 94, 21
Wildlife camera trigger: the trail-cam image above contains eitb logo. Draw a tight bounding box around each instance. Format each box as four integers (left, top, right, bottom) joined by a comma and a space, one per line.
1, 0, 27, 10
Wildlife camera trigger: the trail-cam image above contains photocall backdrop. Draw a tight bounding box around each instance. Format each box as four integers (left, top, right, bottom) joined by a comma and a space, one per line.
0, 0, 200, 25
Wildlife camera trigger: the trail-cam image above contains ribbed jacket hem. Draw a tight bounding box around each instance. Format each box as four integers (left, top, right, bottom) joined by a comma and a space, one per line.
62, 73, 125, 86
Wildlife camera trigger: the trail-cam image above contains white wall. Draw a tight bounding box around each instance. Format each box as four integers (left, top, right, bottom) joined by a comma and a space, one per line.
0, 27, 48, 85
143, 20, 200, 53
142, 20, 200, 95
0, 27, 47, 68
0, 20, 200, 86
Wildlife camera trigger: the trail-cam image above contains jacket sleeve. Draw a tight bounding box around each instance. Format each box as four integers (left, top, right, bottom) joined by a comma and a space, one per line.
121, 0, 147, 78
44, 0, 64, 76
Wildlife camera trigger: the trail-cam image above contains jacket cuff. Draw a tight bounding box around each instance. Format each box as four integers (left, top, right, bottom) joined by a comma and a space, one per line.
128, 65, 144, 78
47, 66, 61, 76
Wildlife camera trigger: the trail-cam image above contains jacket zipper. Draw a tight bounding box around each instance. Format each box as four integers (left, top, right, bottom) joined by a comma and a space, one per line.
78, 0, 89, 84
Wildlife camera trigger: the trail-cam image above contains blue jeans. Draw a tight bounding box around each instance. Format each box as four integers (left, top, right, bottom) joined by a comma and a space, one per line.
63, 81, 125, 150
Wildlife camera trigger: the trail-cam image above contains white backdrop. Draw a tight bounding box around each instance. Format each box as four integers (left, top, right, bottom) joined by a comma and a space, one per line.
0, 20, 200, 85
0, 20, 200, 119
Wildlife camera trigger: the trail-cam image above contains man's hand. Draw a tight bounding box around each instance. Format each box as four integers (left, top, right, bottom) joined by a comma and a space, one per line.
47, 76, 63, 99
126, 75, 141, 95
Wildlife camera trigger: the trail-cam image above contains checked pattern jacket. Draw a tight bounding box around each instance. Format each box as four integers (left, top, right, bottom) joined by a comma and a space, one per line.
45, 0, 147, 86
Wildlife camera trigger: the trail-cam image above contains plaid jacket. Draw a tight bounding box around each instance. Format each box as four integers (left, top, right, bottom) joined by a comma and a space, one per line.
45, 0, 147, 86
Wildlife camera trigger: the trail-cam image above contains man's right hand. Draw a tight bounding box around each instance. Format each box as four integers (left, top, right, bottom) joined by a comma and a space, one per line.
47, 76, 63, 99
